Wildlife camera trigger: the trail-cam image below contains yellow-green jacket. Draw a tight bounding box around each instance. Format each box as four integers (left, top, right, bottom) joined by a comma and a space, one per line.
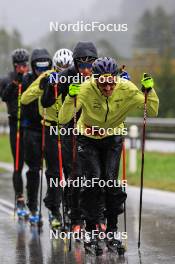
21, 69, 62, 126
59, 76, 159, 139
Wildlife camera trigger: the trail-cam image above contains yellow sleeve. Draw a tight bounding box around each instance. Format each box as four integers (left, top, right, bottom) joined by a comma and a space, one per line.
59, 94, 82, 124
21, 70, 53, 105
21, 75, 43, 105
126, 81, 159, 117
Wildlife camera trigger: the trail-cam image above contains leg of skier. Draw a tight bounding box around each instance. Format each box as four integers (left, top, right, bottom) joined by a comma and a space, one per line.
102, 135, 127, 255
23, 128, 42, 225
44, 125, 62, 230
78, 135, 104, 256
9, 118, 26, 218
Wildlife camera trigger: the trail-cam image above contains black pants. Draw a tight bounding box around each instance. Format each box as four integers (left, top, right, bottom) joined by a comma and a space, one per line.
78, 135, 127, 229
62, 132, 83, 224
23, 128, 42, 212
9, 118, 24, 197
43, 126, 62, 215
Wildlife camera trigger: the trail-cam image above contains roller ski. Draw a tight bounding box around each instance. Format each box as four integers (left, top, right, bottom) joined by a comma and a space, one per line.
106, 237, 125, 256
29, 211, 43, 227
61, 207, 70, 232
84, 232, 103, 256
16, 196, 29, 221
49, 212, 62, 231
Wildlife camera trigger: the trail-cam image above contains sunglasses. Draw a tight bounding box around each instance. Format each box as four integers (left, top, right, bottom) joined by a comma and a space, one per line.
77, 62, 93, 69
35, 61, 51, 72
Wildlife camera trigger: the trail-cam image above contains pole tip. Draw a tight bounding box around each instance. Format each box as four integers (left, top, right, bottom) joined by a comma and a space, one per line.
138, 241, 140, 249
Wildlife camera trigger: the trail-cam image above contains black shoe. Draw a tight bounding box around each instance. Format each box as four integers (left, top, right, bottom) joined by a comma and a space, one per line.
84, 232, 103, 256
16, 196, 29, 220
106, 237, 125, 256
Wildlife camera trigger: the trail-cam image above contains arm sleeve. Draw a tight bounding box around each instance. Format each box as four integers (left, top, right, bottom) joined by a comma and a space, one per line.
1, 81, 18, 102
21, 75, 43, 105
59, 94, 82, 124
40, 84, 56, 107
41, 69, 70, 107
124, 80, 159, 117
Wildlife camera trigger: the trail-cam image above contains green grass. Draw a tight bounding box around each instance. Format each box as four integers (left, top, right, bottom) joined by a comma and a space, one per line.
124, 151, 175, 192
0, 134, 175, 191
0, 134, 13, 163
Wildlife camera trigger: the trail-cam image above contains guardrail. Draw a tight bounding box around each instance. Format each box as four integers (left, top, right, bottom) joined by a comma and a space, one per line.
0, 112, 175, 140
125, 117, 175, 140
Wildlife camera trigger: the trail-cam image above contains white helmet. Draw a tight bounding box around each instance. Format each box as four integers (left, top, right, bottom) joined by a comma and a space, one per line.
53, 48, 73, 71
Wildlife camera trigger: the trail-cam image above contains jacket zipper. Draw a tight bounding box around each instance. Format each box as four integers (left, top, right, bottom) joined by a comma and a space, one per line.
105, 98, 109, 122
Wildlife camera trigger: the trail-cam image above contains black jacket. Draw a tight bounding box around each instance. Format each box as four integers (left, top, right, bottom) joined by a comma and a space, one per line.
1, 71, 41, 129
22, 72, 42, 130
41, 41, 98, 107
1, 71, 22, 119
41, 41, 98, 128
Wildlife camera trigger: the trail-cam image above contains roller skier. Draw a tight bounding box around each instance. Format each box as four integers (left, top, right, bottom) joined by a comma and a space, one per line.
40, 41, 99, 237
22, 48, 52, 226
21, 48, 73, 230
58, 57, 159, 255
1, 49, 29, 219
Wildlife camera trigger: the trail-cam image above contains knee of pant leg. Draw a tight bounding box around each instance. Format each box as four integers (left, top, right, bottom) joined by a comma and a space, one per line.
27, 168, 40, 176
106, 187, 127, 209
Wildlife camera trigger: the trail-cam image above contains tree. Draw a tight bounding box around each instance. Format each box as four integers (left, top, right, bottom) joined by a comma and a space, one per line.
135, 7, 173, 55
155, 55, 175, 117
135, 10, 154, 49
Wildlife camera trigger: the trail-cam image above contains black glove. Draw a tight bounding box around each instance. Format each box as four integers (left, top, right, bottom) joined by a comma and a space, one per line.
39, 76, 50, 90
14, 72, 23, 83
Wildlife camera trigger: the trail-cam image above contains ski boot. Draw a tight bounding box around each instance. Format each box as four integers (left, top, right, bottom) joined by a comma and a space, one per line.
49, 212, 62, 231
84, 231, 103, 256
106, 237, 125, 256
29, 211, 43, 227
72, 223, 84, 242
16, 196, 29, 221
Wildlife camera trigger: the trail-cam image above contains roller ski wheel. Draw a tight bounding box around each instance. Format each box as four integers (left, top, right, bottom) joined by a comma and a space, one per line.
61, 211, 70, 232
84, 233, 103, 256
85, 242, 103, 256
117, 243, 125, 256
17, 208, 29, 221
29, 212, 43, 227
107, 239, 125, 256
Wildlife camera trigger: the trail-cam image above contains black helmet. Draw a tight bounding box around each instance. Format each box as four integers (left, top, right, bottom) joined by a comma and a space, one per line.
31, 49, 52, 64
12, 48, 29, 64
73, 41, 98, 61
31, 49, 52, 73
92, 57, 118, 76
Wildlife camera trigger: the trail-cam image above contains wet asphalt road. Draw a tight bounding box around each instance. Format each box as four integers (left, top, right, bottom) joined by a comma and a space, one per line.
0, 172, 175, 264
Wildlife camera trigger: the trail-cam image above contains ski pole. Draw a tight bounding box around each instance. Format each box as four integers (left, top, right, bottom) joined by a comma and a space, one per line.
38, 107, 46, 232
69, 95, 77, 252
122, 140, 127, 234
14, 82, 22, 217
54, 84, 65, 229
138, 90, 148, 249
